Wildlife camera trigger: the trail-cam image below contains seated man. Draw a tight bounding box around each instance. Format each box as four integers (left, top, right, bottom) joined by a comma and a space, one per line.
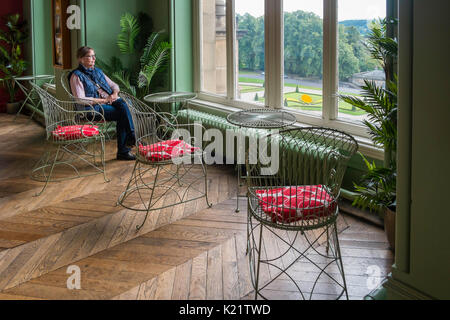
69, 46, 136, 160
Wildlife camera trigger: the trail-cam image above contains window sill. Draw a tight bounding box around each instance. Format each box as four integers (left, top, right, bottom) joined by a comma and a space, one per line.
188, 98, 384, 161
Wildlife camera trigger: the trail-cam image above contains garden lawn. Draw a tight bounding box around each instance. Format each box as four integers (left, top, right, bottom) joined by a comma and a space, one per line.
239, 85, 264, 93
284, 92, 367, 116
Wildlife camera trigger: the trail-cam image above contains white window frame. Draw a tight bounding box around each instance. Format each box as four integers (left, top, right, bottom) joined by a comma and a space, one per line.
193, 0, 383, 142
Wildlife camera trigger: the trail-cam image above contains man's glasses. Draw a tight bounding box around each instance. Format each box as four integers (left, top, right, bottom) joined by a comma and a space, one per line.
84, 55, 96, 59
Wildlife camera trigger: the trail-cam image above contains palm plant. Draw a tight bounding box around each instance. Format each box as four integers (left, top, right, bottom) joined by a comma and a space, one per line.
0, 13, 28, 102
352, 153, 396, 213
96, 12, 171, 99
340, 18, 398, 215
138, 31, 172, 94
366, 19, 398, 83
341, 77, 397, 164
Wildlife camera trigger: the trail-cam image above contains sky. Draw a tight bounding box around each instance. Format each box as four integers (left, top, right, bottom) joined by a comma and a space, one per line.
235, 0, 386, 21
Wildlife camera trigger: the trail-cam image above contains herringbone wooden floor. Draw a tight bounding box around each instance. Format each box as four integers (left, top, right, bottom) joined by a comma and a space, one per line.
0, 114, 393, 300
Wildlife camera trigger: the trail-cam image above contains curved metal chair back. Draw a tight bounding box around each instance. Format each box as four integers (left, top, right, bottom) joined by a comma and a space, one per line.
30, 82, 75, 140
120, 92, 176, 138
60, 70, 74, 98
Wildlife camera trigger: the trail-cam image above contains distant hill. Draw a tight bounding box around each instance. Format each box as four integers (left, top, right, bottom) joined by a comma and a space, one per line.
339, 19, 370, 36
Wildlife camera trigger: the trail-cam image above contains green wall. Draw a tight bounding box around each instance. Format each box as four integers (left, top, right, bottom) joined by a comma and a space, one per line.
23, 0, 54, 77
148, 0, 169, 33
149, 0, 194, 92
24, 0, 192, 95
85, 0, 152, 65
172, 0, 193, 92
386, 0, 450, 300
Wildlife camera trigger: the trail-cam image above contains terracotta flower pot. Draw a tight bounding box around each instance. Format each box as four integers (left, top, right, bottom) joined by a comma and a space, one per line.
384, 207, 396, 252
6, 101, 21, 115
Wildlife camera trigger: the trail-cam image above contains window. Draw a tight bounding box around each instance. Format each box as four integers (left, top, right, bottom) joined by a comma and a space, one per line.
236, 0, 265, 105
337, 0, 386, 123
194, 0, 389, 138
283, 1, 323, 116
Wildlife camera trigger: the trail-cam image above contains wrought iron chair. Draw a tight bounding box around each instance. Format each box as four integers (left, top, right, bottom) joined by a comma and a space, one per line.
30, 82, 109, 196
245, 127, 358, 300
117, 92, 212, 231
60, 70, 115, 140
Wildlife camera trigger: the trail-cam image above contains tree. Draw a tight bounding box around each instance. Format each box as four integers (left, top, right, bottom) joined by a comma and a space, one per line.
237, 10, 383, 83
254, 93, 259, 101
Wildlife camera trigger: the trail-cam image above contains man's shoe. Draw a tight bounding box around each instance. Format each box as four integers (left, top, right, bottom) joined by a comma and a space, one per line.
126, 135, 136, 147
117, 151, 136, 161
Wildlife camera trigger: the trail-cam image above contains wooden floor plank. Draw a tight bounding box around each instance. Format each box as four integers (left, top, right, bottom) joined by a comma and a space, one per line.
206, 243, 223, 299
234, 233, 253, 299
5, 282, 106, 300
2, 234, 62, 290
0, 292, 43, 300
153, 267, 176, 300
171, 260, 193, 300
261, 226, 285, 280
188, 251, 208, 300
142, 225, 237, 244
221, 237, 240, 300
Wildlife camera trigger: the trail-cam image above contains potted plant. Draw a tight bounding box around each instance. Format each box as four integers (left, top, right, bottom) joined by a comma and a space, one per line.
340, 19, 398, 251
353, 154, 397, 250
0, 13, 28, 114
94, 12, 171, 100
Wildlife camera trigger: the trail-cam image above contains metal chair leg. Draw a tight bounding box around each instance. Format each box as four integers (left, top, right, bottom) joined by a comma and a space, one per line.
200, 160, 212, 208
100, 137, 110, 183
235, 164, 240, 212
253, 223, 264, 300
117, 160, 138, 206
136, 165, 161, 231
333, 221, 349, 300
34, 146, 61, 197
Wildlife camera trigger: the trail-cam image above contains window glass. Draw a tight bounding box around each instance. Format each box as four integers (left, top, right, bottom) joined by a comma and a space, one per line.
338, 0, 386, 122
236, 0, 265, 105
283, 0, 324, 116
201, 0, 227, 95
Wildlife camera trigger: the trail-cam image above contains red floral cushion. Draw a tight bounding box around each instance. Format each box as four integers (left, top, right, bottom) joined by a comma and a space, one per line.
255, 185, 336, 223
139, 140, 199, 162
52, 125, 100, 141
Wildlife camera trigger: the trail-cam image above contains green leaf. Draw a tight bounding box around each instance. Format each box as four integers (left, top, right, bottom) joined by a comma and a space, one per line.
138, 40, 171, 92
117, 13, 141, 54
0, 46, 9, 61
140, 31, 164, 68
111, 71, 136, 97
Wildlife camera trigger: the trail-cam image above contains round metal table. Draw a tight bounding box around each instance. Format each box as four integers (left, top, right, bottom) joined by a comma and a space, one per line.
227, 108, 297, 130
226, 108, 296, 212
143, 91, 197, 114
13, 74, 55, 121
